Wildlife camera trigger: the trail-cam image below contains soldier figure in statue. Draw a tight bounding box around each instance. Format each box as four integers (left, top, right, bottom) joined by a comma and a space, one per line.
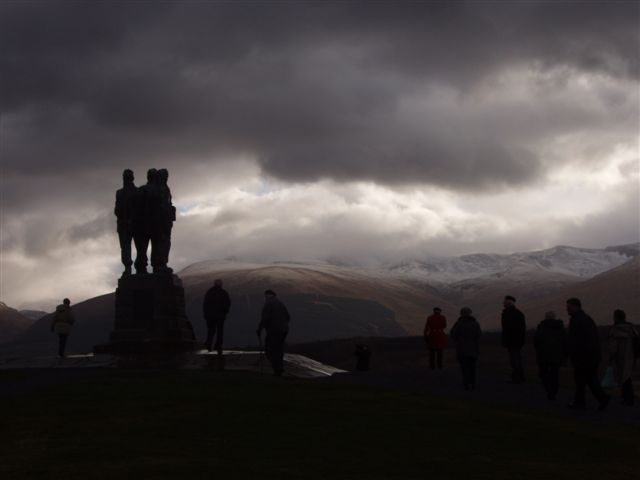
132, 168, 160, 274
152, 168, 176, 273
114, 169, 137, 275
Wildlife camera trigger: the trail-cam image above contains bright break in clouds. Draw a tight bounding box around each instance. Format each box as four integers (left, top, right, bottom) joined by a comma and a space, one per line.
1, 1, 639, 308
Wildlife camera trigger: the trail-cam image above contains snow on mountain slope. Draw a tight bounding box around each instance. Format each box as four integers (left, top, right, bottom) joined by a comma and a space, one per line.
385, 244, 636, 284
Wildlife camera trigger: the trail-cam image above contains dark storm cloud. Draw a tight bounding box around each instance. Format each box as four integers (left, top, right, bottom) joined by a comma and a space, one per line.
2, 0, 637, 192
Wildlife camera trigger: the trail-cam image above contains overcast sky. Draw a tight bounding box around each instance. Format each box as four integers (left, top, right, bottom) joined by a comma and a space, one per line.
1, 1, 639, 309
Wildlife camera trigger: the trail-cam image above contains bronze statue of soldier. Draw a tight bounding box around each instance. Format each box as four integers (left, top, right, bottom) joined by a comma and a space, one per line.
132, 168, 160, 274
151, 168, 176, 273
114, 169, 137, 275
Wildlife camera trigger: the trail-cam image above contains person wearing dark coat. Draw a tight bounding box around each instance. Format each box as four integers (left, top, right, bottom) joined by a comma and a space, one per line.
534, 311, 568, 401
256, 290, 290, 376
50, 298, 75, 358
202, 279, 231, 354
566, 297, 610, 411
501, 295, 526, 384
450, 307, 482, 390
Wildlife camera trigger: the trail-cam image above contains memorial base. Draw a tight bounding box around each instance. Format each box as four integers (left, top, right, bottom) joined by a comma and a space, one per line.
94, 273, 196, 362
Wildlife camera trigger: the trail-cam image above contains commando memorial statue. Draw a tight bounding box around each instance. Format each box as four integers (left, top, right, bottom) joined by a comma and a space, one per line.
94, 168, 196, 361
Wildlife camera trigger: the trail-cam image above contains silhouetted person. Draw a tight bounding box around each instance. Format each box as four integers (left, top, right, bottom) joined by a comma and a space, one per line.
202, 279, 231, 354
256, 290, 290, 376
50, 298, 75, 358
501, 295, 526, 384
424, 307, 447, 369
607, 309, 637, 406
566, 297, 610, 411
152, 168, 176, 273
114, 169, 137, 275
354, 344, 371, 371
534, 311, 568, 401
450, 307, 482, 391
132, 168, 160, 274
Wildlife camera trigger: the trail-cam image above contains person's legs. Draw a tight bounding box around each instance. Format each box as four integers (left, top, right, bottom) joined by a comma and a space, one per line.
265, 333, 278, 374
459, 356, 472, 388
622, 378, 635, 405
469, 357, 477, 388
133, 234, 149, 273
539, 363, 553, 399
205, 318, 217, 352
436, 349, 443, 369
549, 364, 560, 400
152, 229, 172, 271
429, 349, 436, 369
214, 318, 225, 355
508, 348, 525, 383
118, 230, 133, 272
458, 358, 467, 388
572, 367, 587, 407
150, 231, 161, 271
58, 334, 68, 357
585, 366, 609, 409
268, 331, 287, 376
538, 363, 549, 396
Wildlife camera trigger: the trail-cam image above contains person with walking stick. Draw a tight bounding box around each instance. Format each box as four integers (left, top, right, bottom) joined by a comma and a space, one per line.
256, 289, 290, 376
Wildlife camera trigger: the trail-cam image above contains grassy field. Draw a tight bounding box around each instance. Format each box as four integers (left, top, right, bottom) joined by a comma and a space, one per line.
0, 370, 638, 480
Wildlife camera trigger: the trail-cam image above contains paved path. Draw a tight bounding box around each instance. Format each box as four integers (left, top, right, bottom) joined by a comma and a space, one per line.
2, 355, 637, 428
323, 365, 640, 428
0, 351, 345, 398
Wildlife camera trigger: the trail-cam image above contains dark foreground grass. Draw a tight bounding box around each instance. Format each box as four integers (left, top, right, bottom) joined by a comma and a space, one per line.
0, 370, 638, 480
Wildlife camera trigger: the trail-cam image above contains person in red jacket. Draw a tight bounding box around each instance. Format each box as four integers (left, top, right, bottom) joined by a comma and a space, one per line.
424, 307, 448, 369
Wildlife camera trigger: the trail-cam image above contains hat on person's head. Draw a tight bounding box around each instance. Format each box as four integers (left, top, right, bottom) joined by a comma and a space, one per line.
505, 295, 516, 303
264, 289, 276, 296
544, 310, 556, 320
460, 307, 472, 316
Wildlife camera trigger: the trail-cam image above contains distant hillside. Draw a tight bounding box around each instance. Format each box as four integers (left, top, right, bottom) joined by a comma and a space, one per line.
180, 263, 431, 343
19, 310, 48, 322
518, 256, 640, 325
0, 302, 36, 344
7, 243, 639, 355
12, 294, 116, 355
15, 264, 417, 354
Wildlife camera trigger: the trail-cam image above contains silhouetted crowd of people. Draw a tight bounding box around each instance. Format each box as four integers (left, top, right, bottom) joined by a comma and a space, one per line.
51, 287, 637, 404
422, 295, 638, 410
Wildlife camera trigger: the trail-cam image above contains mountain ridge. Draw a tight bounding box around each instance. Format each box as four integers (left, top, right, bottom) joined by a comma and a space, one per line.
4, 243, 638, 355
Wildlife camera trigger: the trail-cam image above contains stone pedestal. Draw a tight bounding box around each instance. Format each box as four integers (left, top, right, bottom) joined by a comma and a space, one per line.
94, 273, 196, 358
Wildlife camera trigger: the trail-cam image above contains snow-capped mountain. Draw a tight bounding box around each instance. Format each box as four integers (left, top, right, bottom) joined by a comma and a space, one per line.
6, 243, 638, 356
384, 244, 637, 284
